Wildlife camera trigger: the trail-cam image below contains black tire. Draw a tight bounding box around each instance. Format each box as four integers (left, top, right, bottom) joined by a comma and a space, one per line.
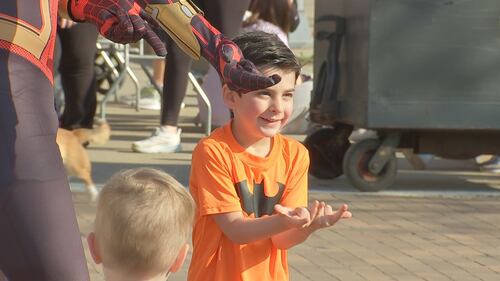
304, 127, 349, 179
343, 138, 397, 192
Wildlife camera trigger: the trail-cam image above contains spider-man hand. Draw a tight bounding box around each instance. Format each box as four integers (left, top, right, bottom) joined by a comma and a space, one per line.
141, 0, 280, 93
191, 16, 281, 93
67, 0, 166, 56
202, 29, 282, 93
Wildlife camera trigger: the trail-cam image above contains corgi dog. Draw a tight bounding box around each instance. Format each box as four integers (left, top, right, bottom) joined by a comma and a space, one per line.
56, 120, 111, 201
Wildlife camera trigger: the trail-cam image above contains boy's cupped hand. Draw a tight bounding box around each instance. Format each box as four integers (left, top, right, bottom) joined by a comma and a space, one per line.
274, 205, 311, 229
274, 201, 352, 231
307, 200, 352, 230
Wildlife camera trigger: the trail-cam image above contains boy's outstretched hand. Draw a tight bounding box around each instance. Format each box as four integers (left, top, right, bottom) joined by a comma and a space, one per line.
274, 204, 311, 229
274, 201, 351, 231
307, 200, 352, 230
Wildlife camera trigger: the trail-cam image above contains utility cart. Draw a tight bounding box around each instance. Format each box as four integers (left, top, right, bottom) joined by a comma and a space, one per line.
306, 0, 500, 191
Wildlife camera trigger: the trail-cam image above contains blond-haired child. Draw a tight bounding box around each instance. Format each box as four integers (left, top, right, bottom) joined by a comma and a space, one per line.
87, 168, 194, 281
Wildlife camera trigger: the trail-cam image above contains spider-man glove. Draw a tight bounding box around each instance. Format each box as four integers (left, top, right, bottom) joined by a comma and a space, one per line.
141, 0, 280, 93
192, 16, 281, 93
67, 0, 167, 56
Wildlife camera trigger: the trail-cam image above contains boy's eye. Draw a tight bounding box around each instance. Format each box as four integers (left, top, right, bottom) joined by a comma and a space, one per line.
283, 92, 294, 99
257, 91, 271, 97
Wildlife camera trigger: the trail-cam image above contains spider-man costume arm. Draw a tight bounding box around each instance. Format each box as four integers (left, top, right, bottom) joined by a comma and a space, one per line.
59, 0, 167, 55
59, 0, 280, 93
142, 0, 281, 93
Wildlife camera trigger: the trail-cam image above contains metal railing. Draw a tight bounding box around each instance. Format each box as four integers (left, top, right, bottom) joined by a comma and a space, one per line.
96, 38, 212, 135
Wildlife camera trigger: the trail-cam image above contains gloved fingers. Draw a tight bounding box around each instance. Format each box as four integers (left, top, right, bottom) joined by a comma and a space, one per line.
106, 11, 134, 43
239, 59, 260, 74
129, 14, 148, 42
237, 61, 282, 86
139, 9, 160, 29
100, 20, 127, 43
227, 69, 280, 94
233, 59, 281, 92
270, 74, 282, 84
137, 9, 167, 55
121, 13, 136, 42
220, 44, 240, 64
143, 23, 167, 56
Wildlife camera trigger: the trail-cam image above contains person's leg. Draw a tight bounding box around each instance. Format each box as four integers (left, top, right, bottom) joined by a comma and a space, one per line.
132, 0, 251, 153
199, 0, 251, 128
160, 35, 193, 128
153, 59, 166, 87
161, 0, 250, 127
131, 33, 190, 153
133, 2, 198, 153
0, 51, 89, 280
58, 23, 99, 129
162, 0, 250, 127
203, 0, 251, 39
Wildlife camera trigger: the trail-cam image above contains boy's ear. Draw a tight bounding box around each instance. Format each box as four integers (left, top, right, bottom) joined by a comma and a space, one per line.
168, 244, 190, 273
221, 84, 237, 110
87, 232, 102, 264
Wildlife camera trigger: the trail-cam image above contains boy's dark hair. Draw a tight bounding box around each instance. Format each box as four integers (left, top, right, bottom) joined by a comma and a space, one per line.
233, 31, 301, 78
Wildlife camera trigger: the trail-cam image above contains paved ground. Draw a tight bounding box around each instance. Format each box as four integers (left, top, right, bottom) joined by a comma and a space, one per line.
72, 1, 500, 279
75, 188, 500, 281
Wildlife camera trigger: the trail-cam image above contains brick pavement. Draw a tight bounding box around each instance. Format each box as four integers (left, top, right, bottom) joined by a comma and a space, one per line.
74, 191, 500, 281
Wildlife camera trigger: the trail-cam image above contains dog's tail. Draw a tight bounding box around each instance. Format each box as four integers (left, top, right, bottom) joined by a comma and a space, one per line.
72, 120, 111, 145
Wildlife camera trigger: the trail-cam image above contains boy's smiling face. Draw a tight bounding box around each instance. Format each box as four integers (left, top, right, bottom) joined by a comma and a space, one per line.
223, 67, 297, 144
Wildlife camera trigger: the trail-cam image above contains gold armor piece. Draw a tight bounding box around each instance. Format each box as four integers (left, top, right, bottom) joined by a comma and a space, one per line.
0, 0, 52, 58
145, 0, 202, 60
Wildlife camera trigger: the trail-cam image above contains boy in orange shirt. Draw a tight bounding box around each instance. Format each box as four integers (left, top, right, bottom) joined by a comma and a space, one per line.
188, 31, 352, 281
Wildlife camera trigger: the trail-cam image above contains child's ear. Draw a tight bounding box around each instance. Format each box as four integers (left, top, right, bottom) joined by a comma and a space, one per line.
222, 84, 237, 110
87, 232, 102, 264
168, 244, 189, 273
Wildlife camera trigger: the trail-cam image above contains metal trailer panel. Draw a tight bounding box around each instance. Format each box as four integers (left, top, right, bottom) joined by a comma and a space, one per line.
314, 0, 500, 130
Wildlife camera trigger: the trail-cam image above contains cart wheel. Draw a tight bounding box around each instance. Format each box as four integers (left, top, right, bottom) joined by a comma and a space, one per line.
343, 138, 397, 192
305, 127, 350, 179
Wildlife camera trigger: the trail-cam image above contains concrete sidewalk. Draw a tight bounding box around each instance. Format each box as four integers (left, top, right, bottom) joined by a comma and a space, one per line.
72, 100, 500, 281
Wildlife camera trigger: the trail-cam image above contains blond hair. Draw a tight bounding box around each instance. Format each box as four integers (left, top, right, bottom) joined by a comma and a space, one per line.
95, 168, 195, 275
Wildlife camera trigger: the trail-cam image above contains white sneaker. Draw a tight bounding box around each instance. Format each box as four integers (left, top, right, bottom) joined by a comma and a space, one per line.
132, 128, 181, 153
139, 86, 162, 110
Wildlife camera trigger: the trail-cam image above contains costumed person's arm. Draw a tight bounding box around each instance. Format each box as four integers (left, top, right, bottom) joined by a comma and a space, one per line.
139, 0, 280, 93
58, 0, 167, 55
59, 0, 279, 92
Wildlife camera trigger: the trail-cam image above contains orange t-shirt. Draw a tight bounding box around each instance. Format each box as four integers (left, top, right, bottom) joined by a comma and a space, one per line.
188, 123, 309, 281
